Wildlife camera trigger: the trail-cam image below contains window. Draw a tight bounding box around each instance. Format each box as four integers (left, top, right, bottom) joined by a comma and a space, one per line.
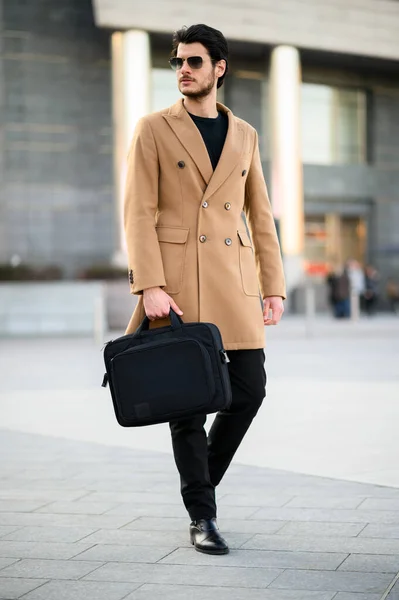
151, 69, 181, 112
301, 84, 367, 164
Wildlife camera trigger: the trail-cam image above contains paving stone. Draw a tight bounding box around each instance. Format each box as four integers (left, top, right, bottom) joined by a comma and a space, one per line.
284, 496, 364, 509
0, 558, 19, 570
0, 527, 21, 539
71, 543, 177, 563
0, 578, 48, 600
159, 547, 348, 570
358, 498, 399, 511
338, 553, 399, 573
103, 504, 188, 518
124, 517, 286, 534
0, 490, 88, 502
1, 526, 97, 543
35, 501, 118, 515
0, 501, 50, 513
86, 491, 182, 504
250, 507, 399, 524
80, 528, 252, 549
276, 521, 366, 537
268, 569, 392, 593
242, 534, 399, 554
0, 541, 97, 560
360, 524, 399, 539
0, 512, 134, 529
333, 595, 381, 600
20, 580, 142, 600
0, 559, 104, 580
218, 494, 294, 507
82, 562, 282, 588
122, 583, 336, 599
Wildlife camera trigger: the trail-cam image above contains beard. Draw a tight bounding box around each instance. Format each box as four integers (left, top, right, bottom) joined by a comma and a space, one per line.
179, 70, 217, 99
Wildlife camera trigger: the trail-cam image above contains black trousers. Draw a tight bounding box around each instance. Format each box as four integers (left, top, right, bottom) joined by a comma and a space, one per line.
169, 349, 266, 521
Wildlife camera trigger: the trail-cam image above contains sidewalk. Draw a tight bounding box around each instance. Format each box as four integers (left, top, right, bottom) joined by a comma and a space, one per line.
1, 429, 399, 599
0, 315, 399, 598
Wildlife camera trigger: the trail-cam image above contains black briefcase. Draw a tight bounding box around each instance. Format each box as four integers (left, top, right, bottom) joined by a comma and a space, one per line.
101, 309, 232, 427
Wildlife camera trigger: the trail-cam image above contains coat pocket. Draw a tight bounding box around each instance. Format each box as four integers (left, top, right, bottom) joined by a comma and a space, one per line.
156, 226, 189, 294
237, 229, 260, 297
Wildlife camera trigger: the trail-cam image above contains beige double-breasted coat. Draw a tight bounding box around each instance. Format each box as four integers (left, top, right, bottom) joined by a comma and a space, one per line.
124, 99, 285, 350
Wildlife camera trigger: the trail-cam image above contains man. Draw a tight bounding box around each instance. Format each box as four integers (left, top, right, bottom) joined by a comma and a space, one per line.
124, 24, 286, 555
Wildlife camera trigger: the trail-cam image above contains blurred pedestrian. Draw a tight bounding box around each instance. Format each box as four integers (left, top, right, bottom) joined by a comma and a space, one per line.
362, 265, 379, 316
386, 277, 399, 314
326, 265, 350, 319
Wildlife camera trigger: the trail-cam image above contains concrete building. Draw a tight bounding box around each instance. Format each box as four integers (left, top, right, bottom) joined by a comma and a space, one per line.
1, 0, 399, 302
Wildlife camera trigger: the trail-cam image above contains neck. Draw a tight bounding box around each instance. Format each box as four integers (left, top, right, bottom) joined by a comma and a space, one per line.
183, 91, 219, 118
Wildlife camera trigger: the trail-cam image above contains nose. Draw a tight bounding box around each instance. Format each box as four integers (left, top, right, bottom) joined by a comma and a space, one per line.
180, 61, 191, 76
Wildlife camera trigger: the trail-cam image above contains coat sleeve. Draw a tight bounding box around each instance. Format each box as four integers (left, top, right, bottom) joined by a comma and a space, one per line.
244, 129, 286, 300
124, 117, 166, 295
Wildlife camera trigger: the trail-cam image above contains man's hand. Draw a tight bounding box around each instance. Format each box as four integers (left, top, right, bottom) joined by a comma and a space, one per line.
263, 296, 284, 326
143, 287, 183, 321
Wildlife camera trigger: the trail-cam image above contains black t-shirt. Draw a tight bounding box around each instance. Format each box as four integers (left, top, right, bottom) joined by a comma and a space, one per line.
189, 111, 228, 170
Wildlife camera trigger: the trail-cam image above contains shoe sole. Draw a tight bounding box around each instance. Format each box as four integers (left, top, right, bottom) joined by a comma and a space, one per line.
191, 539, 229, 555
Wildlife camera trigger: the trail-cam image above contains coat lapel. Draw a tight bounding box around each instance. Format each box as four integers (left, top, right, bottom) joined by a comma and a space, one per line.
163, 99, 213, 185
203, 103, 244, 202
162, 99, 244, 199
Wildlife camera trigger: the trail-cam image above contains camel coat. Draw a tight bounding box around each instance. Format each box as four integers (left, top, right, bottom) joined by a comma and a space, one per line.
124, 99, 286, 350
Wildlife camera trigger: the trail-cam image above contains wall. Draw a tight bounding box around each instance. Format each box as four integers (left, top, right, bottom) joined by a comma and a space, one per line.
0, 0, 114, 276
92, 0, 399, 62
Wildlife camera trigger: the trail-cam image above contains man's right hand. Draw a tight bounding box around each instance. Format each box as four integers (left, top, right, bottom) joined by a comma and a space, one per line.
143, 287, 183, 321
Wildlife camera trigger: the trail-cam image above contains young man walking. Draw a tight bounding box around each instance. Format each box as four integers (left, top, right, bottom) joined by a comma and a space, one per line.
124, 24, 286, 555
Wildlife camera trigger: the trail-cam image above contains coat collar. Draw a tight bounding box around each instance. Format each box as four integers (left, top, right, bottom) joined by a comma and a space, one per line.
163, 98, 244, 200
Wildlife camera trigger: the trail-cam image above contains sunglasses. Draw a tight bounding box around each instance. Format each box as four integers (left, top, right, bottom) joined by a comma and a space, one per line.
169, 56, 205, 71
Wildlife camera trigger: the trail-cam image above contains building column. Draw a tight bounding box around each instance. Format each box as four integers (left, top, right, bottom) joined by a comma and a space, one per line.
111, 30, 151, 266
269, 46, 304, 297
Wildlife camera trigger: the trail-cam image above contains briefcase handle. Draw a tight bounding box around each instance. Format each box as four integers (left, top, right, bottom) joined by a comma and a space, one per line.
135, 308, 184, 335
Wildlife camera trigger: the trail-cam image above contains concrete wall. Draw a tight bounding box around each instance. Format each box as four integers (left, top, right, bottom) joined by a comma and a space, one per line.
0, 0, 114, 276
92, 0, 399, 62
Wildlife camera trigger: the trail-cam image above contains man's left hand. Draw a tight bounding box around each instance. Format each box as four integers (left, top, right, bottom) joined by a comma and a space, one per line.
263, 296, 284, 326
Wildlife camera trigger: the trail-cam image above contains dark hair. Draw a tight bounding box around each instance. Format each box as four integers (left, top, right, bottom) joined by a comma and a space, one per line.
171, 24, 229, 89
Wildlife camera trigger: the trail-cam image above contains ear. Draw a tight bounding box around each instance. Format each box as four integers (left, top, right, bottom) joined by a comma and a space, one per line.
216, 59, 226, 77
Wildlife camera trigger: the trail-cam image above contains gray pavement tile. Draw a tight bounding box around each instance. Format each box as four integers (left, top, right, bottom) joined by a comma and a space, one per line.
122, 583, 336, 600
276, 521, 366, 537
71, 544, 177, 563
0, 490, 88, 502
338, 553, 399, 573
34, 501, 119, 515
284, 497, 365, 509
1, 526, 98, 543
217, 494, 294, 507
0, 558, 19, 570
103, 504, 188, 518
242, 534, 399, 555
85, 492, 182, 504
0, 578, 48, 600
0, 527, 21, 540
123, 517, 286, 534
80, 528, 253, 549
0, 512, 135, 529
159, 547, 348, 570
0, 541, 97, 560
0, 501, 49, 513
360, 524, 399, 539
268, 569, 392, 593
19, 580, 142, 600
333, 595, 381, 600
0, 559, 104, 580
250, 507, 399, 524
82, 562, 282, 588
358, 498, 399, 511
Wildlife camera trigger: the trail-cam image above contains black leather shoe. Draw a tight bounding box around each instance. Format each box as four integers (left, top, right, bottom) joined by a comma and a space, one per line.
189, 518, 229, 555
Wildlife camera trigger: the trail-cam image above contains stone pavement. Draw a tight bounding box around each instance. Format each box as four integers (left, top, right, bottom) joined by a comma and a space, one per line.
1, 428, 399, 600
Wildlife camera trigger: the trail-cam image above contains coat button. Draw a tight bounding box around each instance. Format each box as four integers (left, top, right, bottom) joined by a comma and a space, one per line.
224, 202, 231, 210
199, 235, 207, 243
202, 201, 208, 208
225, 238, 232, 246
178, 161, 185, 169
242, 169, 247, 176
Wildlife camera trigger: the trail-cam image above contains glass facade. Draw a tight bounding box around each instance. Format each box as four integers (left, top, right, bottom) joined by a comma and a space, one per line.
151, 68, 181, 112
301, 83, 367, 164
